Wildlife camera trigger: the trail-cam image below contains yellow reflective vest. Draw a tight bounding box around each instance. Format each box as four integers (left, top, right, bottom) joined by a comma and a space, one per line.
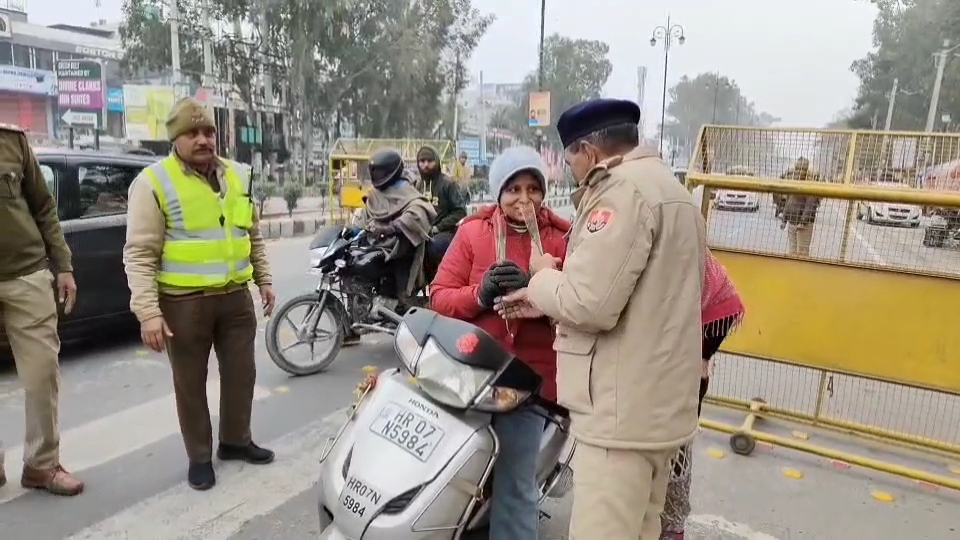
144, 156, 255, 288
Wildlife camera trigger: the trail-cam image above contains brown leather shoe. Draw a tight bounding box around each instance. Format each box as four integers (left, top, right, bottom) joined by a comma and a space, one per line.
21, 464, 84, 496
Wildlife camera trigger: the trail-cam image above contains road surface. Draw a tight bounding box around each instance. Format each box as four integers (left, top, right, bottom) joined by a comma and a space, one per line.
706, 197, 960, 276
2, 235, 959, 539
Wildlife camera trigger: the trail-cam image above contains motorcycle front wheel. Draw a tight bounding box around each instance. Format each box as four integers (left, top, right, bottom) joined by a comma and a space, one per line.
265, 292, 346, 376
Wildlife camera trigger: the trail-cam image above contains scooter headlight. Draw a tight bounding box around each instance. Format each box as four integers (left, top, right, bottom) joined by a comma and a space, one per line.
394, 323, 498, 409
309, 246, 329, 268
473, 386, 532, 413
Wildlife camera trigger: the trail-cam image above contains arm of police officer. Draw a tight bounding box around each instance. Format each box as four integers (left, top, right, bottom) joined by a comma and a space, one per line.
248, 206, 275, 315
526, 188, 655, 333
19, 135, 76, 312
123, 174, 171, 350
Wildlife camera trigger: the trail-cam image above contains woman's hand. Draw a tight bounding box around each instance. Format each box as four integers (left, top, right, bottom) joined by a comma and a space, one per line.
489, 261, 529, 293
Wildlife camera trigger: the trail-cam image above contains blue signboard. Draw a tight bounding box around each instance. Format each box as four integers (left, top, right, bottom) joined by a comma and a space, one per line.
106, 87, 124, 112
457, 138, 482, 166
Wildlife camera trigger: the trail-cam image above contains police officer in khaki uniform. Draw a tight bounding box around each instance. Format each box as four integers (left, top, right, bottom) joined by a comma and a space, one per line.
123, 98, 276, 491
497, 99, 707, 539
0, 124, 84, 496
779, 157, 821, 257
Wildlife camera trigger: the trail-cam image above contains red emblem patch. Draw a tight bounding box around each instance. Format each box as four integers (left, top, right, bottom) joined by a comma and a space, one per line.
585, 208, 613, 233
456, 333, 479, 354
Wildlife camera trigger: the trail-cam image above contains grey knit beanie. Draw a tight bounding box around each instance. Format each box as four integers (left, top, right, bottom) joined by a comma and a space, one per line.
487, 146, 547, 201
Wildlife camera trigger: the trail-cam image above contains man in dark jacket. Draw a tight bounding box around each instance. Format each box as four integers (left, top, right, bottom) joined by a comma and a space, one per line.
779, 157, 820, 257
416, 146, 467, 262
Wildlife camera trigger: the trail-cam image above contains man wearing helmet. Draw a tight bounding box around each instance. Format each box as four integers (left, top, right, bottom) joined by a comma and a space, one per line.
354, 148, 437, 309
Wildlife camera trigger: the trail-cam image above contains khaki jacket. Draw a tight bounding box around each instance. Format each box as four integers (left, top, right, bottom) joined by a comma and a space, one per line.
123, 155, 272, 323
528, 146, 707, 450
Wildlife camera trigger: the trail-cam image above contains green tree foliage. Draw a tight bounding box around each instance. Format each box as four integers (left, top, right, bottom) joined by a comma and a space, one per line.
662, 72, 776, 153
486, 34, 614, 147
849, 0, 960, 130
118, 0, 493, 140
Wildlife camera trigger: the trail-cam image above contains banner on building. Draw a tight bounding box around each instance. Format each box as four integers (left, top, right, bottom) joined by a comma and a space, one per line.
457, 138, 481, 166
528, 92, 551, 127
56, 59, 104, 128
122, 85, 176, 141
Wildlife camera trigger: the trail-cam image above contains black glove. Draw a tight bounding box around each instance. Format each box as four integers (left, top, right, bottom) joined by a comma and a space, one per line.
477, 262, 529, 308
367, 223, 398, 239
489, 261, 529, 293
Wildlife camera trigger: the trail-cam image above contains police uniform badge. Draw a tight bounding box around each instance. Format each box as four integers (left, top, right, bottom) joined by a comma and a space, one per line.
585, 208, 613, 233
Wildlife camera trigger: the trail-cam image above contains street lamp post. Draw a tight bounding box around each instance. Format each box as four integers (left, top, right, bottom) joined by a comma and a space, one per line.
536, 0, 547, 153
650, 17, 685, 156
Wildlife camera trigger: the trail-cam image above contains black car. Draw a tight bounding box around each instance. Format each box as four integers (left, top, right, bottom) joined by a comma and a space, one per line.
2, 148, 159, 347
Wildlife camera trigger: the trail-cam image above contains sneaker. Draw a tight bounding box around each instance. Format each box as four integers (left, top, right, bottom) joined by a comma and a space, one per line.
188, 462, 216, 491
21, 464, 84, 496
216, 442, 275, 465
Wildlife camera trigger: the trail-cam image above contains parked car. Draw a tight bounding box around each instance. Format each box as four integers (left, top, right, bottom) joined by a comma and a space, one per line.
1, 149, 159, 349
714, 166, 760, 212
857, 176, 921, 227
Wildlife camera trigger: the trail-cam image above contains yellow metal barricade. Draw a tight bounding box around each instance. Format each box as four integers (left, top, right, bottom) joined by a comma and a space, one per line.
327, 138, 454, 224
687, 125, 960, 490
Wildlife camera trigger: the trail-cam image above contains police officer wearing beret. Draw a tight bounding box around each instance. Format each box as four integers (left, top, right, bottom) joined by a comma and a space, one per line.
123, 98, 276, 491
496, 99, 708, 539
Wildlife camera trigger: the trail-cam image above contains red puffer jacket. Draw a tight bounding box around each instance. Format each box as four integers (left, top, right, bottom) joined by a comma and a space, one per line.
430, 204, 571, 401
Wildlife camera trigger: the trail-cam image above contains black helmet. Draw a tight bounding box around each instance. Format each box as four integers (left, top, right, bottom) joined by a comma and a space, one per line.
369, 148, 404, 189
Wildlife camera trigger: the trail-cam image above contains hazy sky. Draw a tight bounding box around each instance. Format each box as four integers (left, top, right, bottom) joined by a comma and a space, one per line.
26, 0, 879, 127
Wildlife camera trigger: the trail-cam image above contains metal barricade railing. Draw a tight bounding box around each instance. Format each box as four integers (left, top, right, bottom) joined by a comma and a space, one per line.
687, 125, 960, 490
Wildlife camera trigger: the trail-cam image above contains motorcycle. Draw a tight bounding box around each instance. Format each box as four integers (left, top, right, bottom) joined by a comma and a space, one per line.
265, 225, 429, 376
317, 307, 575, 540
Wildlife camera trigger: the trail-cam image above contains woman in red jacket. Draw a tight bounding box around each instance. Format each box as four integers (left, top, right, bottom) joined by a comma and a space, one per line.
430, 146, 570, 540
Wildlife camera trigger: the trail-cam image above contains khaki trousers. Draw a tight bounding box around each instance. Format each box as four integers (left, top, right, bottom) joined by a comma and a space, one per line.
787, 223, 814, 257
569, 442, 676, 540
159, 288, 258, 463
0, 269, 61, 469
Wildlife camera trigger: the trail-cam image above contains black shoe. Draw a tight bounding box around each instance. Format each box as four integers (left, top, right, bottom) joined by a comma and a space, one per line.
216, 442, 275, 465
188, 462, 216, 491
343, 333, 362, 347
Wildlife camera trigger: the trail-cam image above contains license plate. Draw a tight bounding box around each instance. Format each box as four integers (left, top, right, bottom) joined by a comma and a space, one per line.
368, 401, 445, 462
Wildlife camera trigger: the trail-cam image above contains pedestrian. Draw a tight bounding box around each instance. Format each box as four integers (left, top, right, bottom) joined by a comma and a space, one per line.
0, 123, 83, 496
430, 145, 570, 540
779, 157, 821, 257
495, 98, 707, 540
123, 98, 277, 491
416, 145, 467, 261
661, 250, 745, 540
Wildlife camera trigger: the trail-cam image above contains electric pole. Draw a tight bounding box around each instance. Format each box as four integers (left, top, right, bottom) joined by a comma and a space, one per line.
926, 40, 960, 132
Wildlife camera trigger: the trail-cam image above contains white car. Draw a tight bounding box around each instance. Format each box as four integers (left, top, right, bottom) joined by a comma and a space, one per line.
857, 201, 921, 227
714, 190, 760, 212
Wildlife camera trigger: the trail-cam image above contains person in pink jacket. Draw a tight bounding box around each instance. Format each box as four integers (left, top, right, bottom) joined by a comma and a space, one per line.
660, 250, 745, 540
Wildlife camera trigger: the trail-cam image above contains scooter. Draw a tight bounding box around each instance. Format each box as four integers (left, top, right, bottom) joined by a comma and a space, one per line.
317, 307, 575, 539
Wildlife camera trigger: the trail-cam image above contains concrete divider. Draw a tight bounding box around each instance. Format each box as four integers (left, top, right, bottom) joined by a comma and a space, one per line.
259, 196, 571, 240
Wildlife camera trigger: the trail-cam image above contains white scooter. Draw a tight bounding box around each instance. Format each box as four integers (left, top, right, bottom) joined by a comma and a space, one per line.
317, 307, 575, 539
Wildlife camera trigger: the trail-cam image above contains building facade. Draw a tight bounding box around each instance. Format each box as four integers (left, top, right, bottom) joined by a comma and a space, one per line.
0, 6, 123, 138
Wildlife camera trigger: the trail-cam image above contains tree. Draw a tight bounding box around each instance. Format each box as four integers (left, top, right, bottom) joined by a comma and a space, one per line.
486, 34, 614, 147
118, 0, 493, 175
849, 0, 960, 131
661, 72, 775, 156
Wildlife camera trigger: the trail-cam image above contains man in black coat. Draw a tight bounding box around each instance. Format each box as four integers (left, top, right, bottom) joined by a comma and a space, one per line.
416, 145, 467, 264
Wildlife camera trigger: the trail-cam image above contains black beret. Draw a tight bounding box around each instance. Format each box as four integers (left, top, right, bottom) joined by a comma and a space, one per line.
556, 98, 642, 149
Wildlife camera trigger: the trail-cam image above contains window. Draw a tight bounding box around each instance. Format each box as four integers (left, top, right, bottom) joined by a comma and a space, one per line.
12, 44, 32, 68
0, 42, 11, 65
35, 48, 54, 71
77, 164, 140, 217
40, 164, 56, 198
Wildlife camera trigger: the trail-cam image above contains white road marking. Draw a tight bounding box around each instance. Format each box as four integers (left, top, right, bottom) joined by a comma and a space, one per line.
65, 408, 348, 540
688, 514, 782, 539
851, 226, 887, 265
0, 379, 273, 504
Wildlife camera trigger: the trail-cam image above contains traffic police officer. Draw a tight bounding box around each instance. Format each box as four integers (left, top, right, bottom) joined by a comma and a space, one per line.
123, 98, 276, 491
0, 123, 83, 496
497, 99, 707, 539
